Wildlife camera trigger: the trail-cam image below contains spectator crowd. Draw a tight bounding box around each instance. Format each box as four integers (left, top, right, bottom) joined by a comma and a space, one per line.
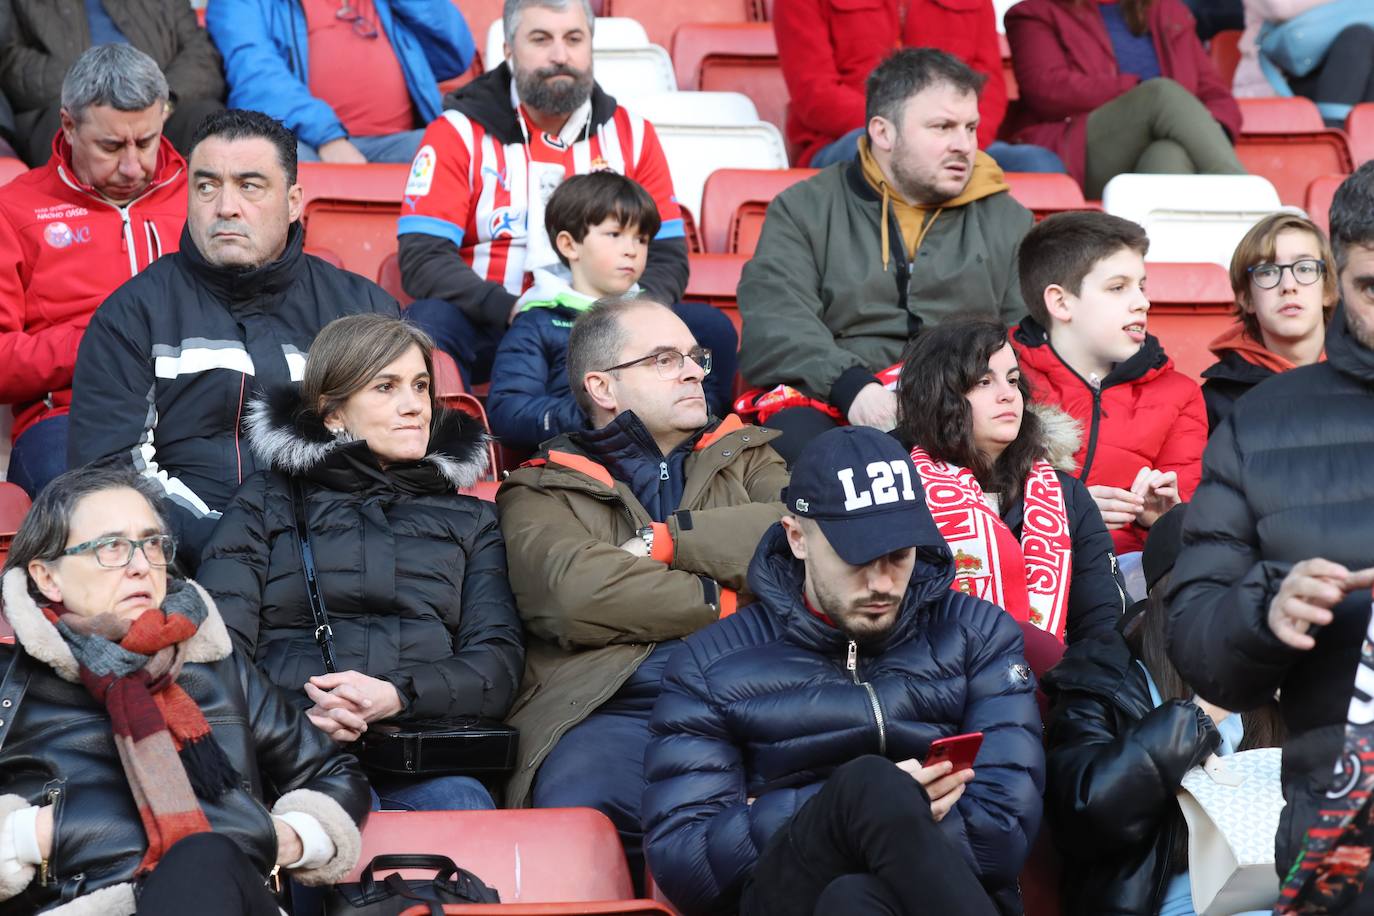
1, 0, 1374, 913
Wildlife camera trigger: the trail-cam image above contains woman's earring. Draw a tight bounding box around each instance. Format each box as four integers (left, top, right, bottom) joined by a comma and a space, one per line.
328, 426, 346, 439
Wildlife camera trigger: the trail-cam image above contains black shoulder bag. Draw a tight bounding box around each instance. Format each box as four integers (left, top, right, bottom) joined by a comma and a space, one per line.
323, 854, 500, 915
288, 478, 518, 777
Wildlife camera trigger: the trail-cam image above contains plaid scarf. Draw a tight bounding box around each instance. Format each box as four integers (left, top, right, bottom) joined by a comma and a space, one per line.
44, 585, 238, 875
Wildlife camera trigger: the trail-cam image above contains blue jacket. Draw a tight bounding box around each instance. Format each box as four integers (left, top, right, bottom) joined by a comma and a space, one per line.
207, 0, 474, 150
643, 523, 1046, 915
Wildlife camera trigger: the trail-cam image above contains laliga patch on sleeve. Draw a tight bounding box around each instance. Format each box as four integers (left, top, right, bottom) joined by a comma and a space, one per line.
405, 145, 437, 197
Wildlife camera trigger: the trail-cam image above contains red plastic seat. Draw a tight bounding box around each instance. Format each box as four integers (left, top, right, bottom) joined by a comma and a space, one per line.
1004, 171, 1088, 220
376, 252, 413, 306
1143, 262, 1236, 382
999, 32, 1018, 102
699, 167, 817, 255
670, 23, 785, 132
345, 808, 673, 913
305, 247, 345, 269
1346, 103, 1374, 166
1235, 98, 1354, 206
685, 252, 747, 334
0, 158, 27, 187
1305, 173, 1345, 236
1208, 29, 1242, 86
432, 350, 500, 482
0, 483, 32, 598
298, 162, 408, 281
606, 0, 751, 51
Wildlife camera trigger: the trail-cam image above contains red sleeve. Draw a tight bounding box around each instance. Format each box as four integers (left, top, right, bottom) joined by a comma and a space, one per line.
1005, 4, 1138, 122
774, 0, 868, 140
397, 115, 475, 248
1153, 377, 1208, 501
968, 0, 1008, 146
0, 215, 87, 403
630, 119, 684, 234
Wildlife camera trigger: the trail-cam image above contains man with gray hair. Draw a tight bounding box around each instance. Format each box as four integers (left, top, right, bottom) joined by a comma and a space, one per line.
0, 44, 188, 498
395, 0, 738, 420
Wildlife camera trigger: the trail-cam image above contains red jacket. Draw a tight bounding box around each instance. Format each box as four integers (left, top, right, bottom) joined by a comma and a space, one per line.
774, 0, 1007, 167
0, 133, 186, 441
1011, 319, 1207, 554
1002, 0, 1241, 187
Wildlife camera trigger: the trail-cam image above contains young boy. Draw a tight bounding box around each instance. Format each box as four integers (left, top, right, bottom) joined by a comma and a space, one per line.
1010, 211, 1207, 561
486, 172, 660, 450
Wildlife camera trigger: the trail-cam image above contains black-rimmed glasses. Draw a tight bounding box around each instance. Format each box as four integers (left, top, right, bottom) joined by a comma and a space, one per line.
336, 1, 379, 38
62, 535, 176, 568
1247, 259, 1325, 289
601, 347, 712, 378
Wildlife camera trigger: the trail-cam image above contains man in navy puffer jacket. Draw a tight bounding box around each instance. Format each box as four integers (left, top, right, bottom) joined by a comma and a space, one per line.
643, 427, 1044, 916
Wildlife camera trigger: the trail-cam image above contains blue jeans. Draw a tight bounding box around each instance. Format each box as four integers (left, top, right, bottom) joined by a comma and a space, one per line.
809, 127, 864, 169
297, 128, 426, 164
9, 415, 68, 499
985, 140, 1067, 174
369, 773, 495, 811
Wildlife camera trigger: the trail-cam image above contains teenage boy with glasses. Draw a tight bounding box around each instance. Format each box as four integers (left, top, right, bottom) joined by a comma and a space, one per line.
495, 295, 788, 889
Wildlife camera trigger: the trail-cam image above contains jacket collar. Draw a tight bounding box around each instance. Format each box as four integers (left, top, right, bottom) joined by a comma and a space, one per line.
179, 219, 306, 305
443, 61, 620, 146
1, 569, 232, 683
1013, 315, 1169, 389
1200, 348, 1278, 386
244, 385, 491, 492
49, 132, 186, 208
1325, 303, 1374, 385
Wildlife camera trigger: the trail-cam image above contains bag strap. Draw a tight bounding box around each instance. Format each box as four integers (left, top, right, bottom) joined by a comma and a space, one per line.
0, 647, 32, 755
288, 476, 337, 674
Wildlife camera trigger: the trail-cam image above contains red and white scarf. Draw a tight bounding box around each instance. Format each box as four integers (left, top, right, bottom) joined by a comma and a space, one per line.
909, 447, 1075, 642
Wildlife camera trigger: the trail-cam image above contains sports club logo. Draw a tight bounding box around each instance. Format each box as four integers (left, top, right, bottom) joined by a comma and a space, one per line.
541, 131, 567, 150
43, 221, 90, 249
488, 207, 523, 239
404, 145, 437, 197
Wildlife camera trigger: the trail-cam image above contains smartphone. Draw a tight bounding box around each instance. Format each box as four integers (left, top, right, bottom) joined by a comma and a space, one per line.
924, 732, 984, 772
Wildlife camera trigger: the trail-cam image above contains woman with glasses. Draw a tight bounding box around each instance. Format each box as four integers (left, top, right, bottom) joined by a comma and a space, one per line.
0, 466, 368, 916
196, 315, 523, 813
1201, 212, 1338, 430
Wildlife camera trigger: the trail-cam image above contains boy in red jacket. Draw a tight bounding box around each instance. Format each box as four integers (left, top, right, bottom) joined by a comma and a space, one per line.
1009, 211, 1206, 558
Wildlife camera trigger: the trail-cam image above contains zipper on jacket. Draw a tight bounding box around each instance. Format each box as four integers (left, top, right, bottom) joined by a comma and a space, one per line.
54, 163, 183, 278
846, 640, 887, 756
1079, 387, 1104, 482
659, 461, 669, 481
41, 785, 62, 886
1110, 553, 1128, 616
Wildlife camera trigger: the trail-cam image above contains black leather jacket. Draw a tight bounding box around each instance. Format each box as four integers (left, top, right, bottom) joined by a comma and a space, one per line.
0, 577, 369, 915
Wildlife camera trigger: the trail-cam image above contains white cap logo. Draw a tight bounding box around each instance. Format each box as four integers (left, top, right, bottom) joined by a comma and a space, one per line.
794, 498, 809, 513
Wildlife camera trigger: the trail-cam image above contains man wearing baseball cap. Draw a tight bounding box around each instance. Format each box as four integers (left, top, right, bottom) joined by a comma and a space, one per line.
643, 426, 1044, 916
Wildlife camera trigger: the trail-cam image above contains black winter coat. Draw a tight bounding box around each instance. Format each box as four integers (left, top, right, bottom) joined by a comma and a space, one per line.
0, 575, 369, 915
1199, 350, 1275, 432
196, 388, 523, 723
1042, 631, 1219, 916
1168, 305, 1374, 896
68, 223, 398, 567
643, 524, 1045, 916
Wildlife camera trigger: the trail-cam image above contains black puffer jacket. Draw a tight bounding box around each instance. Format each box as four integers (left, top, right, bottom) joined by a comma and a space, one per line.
1168, 305, 1374, 891
1199, 349, 1275, 433
643, 524, 1045, 916
1042, 631, 1218, 916
196, 387, 523, 722
0, 573, 369, 915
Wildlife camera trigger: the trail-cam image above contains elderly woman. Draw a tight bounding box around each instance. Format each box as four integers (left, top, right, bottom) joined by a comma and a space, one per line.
896, 318, 1126, 646
0, 467, 367, 916
197, 315, 524, 812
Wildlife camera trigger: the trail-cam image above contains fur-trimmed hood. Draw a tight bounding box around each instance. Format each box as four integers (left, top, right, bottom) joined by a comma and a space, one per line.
1033, 403, 1082, 473
244, 385, 490, 491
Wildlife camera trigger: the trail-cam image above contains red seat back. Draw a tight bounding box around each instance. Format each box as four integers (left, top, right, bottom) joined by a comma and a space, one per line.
699, 167, 817, 254
298, 162, 408, 280
1346, 103, 1374, 166
0, 483, 32, 603
605, 0, 751, 51
1144, 262, 1236, 382
1005, 172, 1088, 220
0, 158, 27, 188
1235, 98, 1354, 206
1305, 173, 1345, 236
685, 252, 746, 335
1240, 96, 1326, 134
305, 247, 345, 269
376, 252, 413, 306
671, 23, 785, 132
1208, 29, 1242, 86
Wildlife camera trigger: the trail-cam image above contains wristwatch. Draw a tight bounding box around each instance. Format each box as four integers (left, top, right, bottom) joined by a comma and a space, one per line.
637, 525, 654, 555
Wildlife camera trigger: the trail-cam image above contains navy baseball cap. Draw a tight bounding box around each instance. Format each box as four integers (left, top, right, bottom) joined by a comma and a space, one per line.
781, 426, 930, 567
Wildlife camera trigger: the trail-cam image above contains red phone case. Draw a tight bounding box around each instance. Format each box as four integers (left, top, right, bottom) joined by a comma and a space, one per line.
924, 732, 984, 771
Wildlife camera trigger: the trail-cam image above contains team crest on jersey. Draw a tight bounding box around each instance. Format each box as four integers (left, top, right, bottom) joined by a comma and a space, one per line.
405, 145, 437, 197
43, 221, 89, 249
541, 132, 568, 150
589, 156, 612, 172
488, 207, 523, 239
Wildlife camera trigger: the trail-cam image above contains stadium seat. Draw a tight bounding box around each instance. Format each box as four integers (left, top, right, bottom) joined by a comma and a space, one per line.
685, 252, 747, 334
0, 482, 31, 580
459, 0, 506, 59
484, 19, 676, 103
1004, 171, 1088, 221
342, 808, 673, 913
670, 24, 786, 133
606, 0, 751, 51
433, 350, 500, 483
699, 167, 817, 254
0, 158, 27, 187
1235, 97, 1355, 206
1208, 29, 1242, 86
628, 91, 761, 127
305, 247, 345, 269
1305, 173, 1344, 235
1143, 261, 1236, 382
377, 252, 412, 306
650, 118, 789, 230
298, 162, 408, 281
999, 32, 1018, 101
1346, 103, 1374, 166
1103, 173, 1282, 265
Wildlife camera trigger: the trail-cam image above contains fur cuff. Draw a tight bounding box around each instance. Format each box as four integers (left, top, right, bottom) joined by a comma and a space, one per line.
46, 882, 135, 916
0, 795, 35, 901
272, 789, 362, 886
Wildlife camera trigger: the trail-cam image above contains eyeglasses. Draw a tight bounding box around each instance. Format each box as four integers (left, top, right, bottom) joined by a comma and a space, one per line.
1248, 258, 1325, 290
601, 347, 712, 379
62, 535, 177, 569
336, 1, 379, 38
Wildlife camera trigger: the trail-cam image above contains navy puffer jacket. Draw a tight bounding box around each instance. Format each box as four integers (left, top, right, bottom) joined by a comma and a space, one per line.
643, 523, 1045, 915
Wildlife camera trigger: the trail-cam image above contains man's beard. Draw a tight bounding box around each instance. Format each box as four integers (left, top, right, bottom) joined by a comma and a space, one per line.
890, 138, 970, 206
515, 63, 594, 115
812, 575, 902, 650
1347, 304, 1374, 350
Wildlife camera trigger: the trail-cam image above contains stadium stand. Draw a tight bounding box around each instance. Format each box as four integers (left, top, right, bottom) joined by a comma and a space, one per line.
484, 18, 676, 103
699, 167, 816, 255
1235, 97, 1355, 207
684, 252, 747, 334
1141, 261, 1236, 382
1102, 173, 1283, 265
0, 482, 31, 581
1208, 29, 1242, 86
341, 808, 674, 913
604, 0, 752, 53
1306, 174, 1345, 236
669, 23, 786, 134
432, 350, 501, 492
1347, 103, 1374, 166
999, 32, 1018, 101
377, 252, 412, 306
298, 162, 408, 281
1003, 171, 1090, 221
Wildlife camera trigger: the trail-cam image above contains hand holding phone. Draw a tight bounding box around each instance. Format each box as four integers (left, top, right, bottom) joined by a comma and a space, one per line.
923, 731, 984, 773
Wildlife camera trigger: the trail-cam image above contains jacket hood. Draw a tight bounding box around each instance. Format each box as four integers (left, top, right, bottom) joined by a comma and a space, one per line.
1033, 403, 1083, 472
1206, 321, 1311, 374
744, 516, 956, 655
50, 131, 186, 204
1, 568, 232, 683
1013, 315, 1170, 388
244, 385, 491, 491
1326, 302, 1374, 385
443, 61, 619, 145
180, 219, 307, 304
516, 264, 629, 313
1040, 629, 1153, 719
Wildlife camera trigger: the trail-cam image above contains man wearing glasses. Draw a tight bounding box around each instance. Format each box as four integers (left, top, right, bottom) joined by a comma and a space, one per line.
495, 294, 789, 889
